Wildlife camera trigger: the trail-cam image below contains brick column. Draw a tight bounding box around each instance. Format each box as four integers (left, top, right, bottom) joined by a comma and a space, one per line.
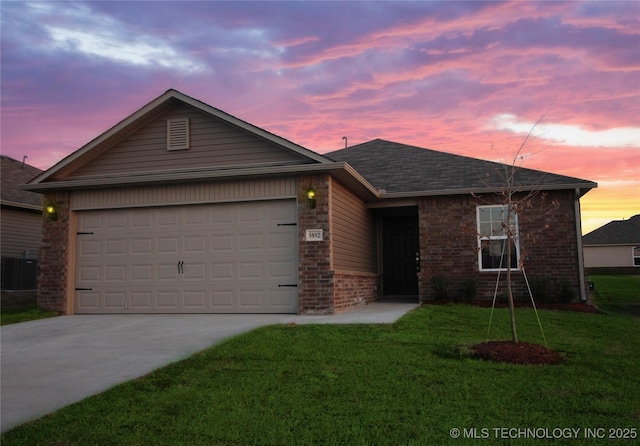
297, 174, 334, 314
38, 191, 70, 313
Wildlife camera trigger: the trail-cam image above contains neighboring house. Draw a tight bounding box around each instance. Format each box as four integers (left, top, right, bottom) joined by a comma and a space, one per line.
583, 215, 640, 274
26, 89, 596, 315
1, 155, 43, 290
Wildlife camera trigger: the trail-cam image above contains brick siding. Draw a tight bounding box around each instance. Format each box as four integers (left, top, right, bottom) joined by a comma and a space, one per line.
334, 271, 380, 312
297, 175, 334, 314
297, 175, 381, 314
418, 190, 583, 302
38, 191, 70, 312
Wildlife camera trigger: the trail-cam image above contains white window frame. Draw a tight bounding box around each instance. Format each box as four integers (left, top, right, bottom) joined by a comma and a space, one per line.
477, 205, 520, 272
633, 246, 640, 267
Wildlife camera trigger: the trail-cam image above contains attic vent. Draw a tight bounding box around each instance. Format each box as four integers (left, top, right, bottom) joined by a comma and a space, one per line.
167, 118, 189, 151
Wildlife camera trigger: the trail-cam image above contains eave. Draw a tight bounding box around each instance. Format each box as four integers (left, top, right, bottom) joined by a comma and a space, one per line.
378, 181, 597, 200
24, 162, 381, 202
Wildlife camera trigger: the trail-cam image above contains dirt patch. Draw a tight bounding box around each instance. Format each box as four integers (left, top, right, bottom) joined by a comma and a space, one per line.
471, 340, 563, 365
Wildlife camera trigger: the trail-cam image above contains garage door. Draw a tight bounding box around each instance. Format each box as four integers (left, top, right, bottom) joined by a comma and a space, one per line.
74, 200, 298, 313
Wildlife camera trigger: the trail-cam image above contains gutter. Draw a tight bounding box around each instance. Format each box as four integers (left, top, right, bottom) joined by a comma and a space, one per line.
574, 188, 588, 302
0, 200, 42, 212
379, 181, 597, 199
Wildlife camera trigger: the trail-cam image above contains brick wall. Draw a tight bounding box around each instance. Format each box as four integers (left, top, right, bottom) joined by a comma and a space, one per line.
298, 174, 334, 314
297, 175, 381, 314
334, 271, 380, 313
38, 191, 70, 313
418, 190, 583, 302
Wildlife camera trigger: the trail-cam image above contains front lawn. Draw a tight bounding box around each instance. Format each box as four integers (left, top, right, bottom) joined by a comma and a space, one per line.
0, 303, 58, 326
2, 304, 639, 445
589, 275, 640, 317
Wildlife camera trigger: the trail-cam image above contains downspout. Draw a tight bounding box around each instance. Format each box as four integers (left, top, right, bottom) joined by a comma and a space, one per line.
574, 189, 587, 302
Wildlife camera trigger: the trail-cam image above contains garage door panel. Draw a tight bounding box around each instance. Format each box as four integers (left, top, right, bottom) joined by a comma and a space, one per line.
158, 209, 179, 227
131, 238, 153, 255
77, 292, 100, 310
131, 265, 153, 280
132, 212, 152, 228
157, 264, 179, 280
212, 263, 234, 280
212, 234, 234, 252
184, 235, 207, 253
184, 291, 206, 309
130, 292, 152, 309
157, 291, 179, 308
270, 260, 296, 279
240, 290, 264, 307
107, 213, 127, 229
211, 290, 234, 308
157, 237, 179, 254
75, 200, 297, 314
105, 265, 126, 282
184, 263, 206, 280
239, 233, 263, 251
240, 262, 263, 279
78, 239, 101, 256
104, 291, 126, 309
78, 265, 100, 282
269, 289, 297, 308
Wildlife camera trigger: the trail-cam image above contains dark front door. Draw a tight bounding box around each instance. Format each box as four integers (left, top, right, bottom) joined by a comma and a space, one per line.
382, 216, 419, 297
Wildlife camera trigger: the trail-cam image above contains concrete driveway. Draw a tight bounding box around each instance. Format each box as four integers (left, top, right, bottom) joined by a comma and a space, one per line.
0, 302, 418, 432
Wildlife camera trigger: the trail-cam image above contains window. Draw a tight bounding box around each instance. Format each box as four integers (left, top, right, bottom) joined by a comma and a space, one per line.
477, 205, 519, 271
633, 247, 640, 267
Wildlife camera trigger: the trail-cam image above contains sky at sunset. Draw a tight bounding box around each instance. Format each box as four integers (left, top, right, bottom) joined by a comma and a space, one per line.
1, 1, 638, 234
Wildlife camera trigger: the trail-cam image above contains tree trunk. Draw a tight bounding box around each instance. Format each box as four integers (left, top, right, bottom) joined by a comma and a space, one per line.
506, 236, 518, 343
505, 192, 518, 343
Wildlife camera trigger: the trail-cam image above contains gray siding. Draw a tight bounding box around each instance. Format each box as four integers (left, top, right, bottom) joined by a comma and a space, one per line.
331, 179, 377, 273
1, 208, 42, 259
67, 104, 312, 178
71, 177, 297, 210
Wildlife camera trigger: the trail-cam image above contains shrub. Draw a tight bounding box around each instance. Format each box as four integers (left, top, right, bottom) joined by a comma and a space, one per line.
430, 274, 450, 301
458, 278, 478, 302
528, 275, 576, 304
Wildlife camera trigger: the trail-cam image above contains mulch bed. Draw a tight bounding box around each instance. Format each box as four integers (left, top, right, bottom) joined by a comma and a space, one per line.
470, 340, 564, 365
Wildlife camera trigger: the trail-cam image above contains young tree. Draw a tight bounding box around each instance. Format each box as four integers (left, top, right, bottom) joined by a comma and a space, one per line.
482, 112, 558, 343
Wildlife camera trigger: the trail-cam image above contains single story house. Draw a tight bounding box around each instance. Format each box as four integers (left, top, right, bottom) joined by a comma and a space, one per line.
583, 215, 640, 274
1, 155, 43, 291
26, 89, 596, 315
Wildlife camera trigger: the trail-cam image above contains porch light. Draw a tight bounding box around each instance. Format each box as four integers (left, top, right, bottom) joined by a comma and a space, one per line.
306, 186, 316, 209
45, 202, 58, 221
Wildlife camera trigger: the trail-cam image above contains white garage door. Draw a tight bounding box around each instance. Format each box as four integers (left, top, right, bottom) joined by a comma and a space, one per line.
74, 200, 298, 314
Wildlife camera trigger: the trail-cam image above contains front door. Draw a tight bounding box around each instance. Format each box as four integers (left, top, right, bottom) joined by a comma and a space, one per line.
382, 216, 419, 298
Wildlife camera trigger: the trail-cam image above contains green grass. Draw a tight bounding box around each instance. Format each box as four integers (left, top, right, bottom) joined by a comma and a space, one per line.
589, 275, 640, 317
2, 305, 639, 445
0, 303, 58, 326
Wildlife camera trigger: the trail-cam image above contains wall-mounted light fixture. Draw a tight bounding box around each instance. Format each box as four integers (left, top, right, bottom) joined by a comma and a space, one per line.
306, 186, 317, 209
44, 202, 58, 221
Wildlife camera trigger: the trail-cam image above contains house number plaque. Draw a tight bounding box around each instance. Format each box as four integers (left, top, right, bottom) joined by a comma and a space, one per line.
305, 229, 323, 241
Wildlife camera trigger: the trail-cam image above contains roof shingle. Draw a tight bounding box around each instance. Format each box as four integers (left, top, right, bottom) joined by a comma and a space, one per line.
326, 139, 595, 195
583, 215, 640, 245
1, 155, 43, 208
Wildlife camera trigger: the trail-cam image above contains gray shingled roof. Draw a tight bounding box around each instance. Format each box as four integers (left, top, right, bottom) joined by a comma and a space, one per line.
326, 139, 596, 195
1, 155, 43, 208
583, 215, 640, 245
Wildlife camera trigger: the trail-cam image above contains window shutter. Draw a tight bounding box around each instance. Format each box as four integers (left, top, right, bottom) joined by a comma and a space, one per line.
167, 118, 189, 150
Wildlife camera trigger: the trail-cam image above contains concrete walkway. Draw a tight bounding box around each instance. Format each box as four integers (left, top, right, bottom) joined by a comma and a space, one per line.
0, 302, 418, 432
